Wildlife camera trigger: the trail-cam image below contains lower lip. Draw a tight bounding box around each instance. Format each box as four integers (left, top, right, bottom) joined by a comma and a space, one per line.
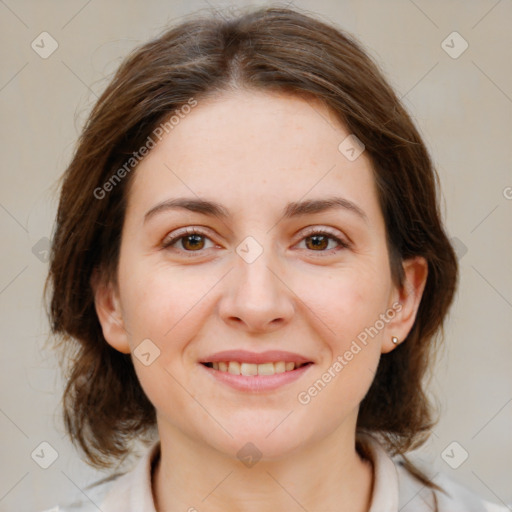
200, 363, 313, 392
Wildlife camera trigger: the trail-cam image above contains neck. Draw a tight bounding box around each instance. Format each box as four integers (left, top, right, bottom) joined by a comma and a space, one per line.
153, 422, 374, 512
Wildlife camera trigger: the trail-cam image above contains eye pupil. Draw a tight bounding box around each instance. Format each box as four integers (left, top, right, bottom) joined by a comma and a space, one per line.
182, 234, 204, 250
306, 235, 329, 250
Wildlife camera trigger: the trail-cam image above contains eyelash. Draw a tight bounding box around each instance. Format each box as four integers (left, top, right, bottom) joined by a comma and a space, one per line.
161, 226, 350, 257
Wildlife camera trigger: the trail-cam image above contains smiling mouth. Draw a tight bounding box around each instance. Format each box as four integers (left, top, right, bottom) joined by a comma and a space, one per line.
201, 361, 312, 376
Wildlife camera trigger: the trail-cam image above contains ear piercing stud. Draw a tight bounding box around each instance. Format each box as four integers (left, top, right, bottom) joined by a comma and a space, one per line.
391, 336, 399, 345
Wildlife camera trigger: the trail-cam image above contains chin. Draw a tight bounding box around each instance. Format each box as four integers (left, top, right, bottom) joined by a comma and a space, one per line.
215, 433, 307, 463
198, 413, 313, 462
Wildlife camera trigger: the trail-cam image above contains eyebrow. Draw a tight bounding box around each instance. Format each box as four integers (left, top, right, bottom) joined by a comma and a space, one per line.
143, 196, 369, 224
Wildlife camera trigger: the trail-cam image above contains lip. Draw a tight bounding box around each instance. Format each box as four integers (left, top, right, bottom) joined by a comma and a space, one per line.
199, 350, 313, 365
200, 361, 313, 392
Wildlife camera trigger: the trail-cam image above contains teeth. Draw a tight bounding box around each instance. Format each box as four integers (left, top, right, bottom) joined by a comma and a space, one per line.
257, 362, 275, 375
209, 361, 305, 376
228, 361, 240, 375
274, 361, 286, 374
241, 362, 258, 376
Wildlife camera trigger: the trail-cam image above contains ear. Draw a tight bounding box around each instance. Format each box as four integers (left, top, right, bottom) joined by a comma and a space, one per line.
381, 256, 428, 354
90, 267, 131, 354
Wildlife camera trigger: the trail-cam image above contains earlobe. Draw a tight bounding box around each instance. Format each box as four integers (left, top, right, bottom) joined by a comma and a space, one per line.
382, 256, 428, 354
90, 268, 131, 354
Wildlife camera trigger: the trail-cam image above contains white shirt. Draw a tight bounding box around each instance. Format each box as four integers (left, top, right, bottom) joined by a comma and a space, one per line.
43, 434, 510, 511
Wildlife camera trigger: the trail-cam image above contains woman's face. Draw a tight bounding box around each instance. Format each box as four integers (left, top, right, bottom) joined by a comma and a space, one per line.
96, 90, 426, 459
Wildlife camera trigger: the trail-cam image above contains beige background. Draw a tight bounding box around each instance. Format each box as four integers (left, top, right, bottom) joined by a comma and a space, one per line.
1, 0, 511, 510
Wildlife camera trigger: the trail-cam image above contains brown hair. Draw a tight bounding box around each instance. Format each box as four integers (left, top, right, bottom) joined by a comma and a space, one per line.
45, 5, 458, 493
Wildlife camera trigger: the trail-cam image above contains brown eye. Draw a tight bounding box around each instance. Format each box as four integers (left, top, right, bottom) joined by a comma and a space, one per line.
297, 229, 350, 254
305, 234, 330, 251
181, 234, 205, 251
162, 228, 215, 253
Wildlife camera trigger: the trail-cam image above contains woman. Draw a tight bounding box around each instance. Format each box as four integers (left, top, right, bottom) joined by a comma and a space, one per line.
44, 6, 508, 511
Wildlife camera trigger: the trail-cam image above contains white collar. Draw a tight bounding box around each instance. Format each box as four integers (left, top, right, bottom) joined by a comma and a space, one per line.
101, 433, 401, 511
98, 433, 504, 511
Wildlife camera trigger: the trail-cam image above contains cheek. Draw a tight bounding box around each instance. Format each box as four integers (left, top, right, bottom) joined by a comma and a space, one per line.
299, 265, 389, 346
117, 263, 207, 420
294, 267, 388, 395
294, 272, 385, 424
118, 259, 196, 340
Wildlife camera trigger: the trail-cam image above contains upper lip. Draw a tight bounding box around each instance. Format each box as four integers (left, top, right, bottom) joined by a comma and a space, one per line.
200, 350, 313, 365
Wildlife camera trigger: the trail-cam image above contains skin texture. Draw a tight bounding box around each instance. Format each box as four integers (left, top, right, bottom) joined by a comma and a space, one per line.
93, 89, 428, 512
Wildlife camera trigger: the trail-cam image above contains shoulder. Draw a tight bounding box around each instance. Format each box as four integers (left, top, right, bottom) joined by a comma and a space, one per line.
395, 459, 510, 512
37, 442, 159, 512
357, 432, 509, 512
36, 477, 113, 511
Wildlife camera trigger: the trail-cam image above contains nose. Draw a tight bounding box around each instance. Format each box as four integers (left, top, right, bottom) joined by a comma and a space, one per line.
217, 247, 295, 334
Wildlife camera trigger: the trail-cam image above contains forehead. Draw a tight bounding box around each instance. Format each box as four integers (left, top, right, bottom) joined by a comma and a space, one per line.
126, 90, 382, 228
